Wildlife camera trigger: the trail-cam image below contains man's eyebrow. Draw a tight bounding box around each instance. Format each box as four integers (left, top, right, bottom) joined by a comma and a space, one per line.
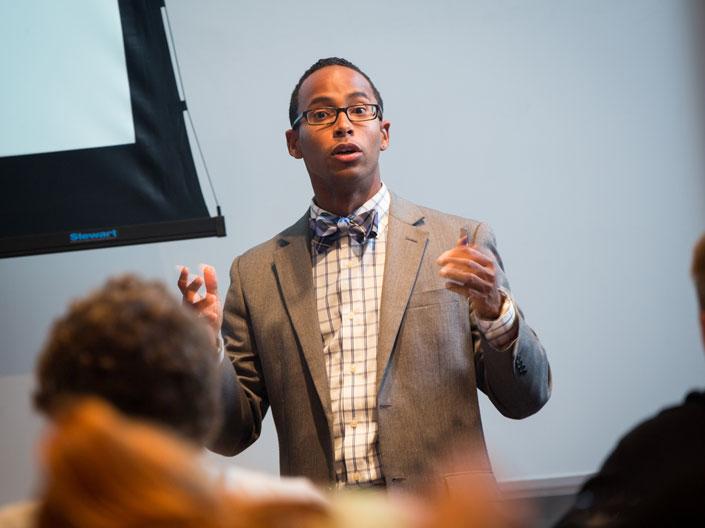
306, 91, 373, 108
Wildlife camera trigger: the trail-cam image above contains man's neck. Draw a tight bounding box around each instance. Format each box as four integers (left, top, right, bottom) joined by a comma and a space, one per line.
314, 181, 382, 216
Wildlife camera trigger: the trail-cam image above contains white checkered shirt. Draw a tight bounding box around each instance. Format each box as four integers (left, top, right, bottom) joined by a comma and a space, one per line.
310, 183, 390, 487
308, 184, 517, 487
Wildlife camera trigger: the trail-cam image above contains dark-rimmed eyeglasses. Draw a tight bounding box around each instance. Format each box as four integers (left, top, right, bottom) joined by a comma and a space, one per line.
293, 104, 381, 128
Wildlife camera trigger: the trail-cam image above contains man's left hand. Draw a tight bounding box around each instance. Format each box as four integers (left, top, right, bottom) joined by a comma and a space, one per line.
436, 236, 502, 320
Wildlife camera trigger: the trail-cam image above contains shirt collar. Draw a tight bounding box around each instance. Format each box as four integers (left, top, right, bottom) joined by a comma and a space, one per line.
309, 182, 390, 220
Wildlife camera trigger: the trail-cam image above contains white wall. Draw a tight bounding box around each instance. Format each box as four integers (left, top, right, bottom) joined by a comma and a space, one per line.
1, 0, 704, 505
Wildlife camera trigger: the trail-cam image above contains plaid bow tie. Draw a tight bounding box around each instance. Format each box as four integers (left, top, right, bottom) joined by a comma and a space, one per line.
310, 209, 379, 254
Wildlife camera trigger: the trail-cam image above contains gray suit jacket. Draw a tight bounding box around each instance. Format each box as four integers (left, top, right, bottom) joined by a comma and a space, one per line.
211, 193, 551, 491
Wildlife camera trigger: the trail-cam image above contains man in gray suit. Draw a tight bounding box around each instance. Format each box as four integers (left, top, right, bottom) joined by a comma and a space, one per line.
179, 57, 551, 491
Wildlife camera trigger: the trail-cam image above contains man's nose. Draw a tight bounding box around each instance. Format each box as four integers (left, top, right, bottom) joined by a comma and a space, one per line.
333, 109, 354, 136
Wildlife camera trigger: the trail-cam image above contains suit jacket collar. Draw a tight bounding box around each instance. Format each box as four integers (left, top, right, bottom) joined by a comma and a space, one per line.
377, 193, 429, 392
272, 216, 334, 435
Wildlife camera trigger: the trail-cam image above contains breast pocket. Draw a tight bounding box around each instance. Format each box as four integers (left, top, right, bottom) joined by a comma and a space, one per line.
406, 288, 462, 309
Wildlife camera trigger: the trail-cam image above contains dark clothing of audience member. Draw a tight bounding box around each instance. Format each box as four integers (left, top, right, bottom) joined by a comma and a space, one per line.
555, 390, 705, 527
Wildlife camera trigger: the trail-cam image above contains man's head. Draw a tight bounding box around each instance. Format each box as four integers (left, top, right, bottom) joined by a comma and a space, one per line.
34, 275, 219, 445
285, 58, 390, 212
692, 233, 705, 348
288, 58, 384, 128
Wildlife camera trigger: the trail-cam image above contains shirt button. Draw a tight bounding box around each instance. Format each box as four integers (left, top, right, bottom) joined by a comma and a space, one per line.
350, 472, 360, 482
348, 311, 355, 320
347, 260, 355, 269
350, 365, 357, 374
350, 420, 358, 428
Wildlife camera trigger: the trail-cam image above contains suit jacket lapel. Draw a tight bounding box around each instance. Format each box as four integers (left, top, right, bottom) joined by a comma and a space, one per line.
273, 215, 333, 427
377, 194, 429, 390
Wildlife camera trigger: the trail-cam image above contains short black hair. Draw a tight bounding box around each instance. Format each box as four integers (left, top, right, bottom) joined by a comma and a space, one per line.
34, 275, 220, 445
289, 57, 384, 127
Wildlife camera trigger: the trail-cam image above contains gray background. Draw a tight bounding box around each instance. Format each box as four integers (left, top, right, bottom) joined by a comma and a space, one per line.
1, 0, 704, 506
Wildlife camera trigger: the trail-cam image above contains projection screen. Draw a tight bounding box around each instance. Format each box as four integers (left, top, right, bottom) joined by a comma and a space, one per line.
0, 0, 225, 258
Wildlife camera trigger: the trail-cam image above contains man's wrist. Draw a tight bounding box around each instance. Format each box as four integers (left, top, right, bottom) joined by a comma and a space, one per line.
473, 288, 518, 349
475, 289, 510, 323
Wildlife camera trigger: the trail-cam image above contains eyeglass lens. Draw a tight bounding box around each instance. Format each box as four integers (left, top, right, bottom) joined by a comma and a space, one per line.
307, 105, 377, 125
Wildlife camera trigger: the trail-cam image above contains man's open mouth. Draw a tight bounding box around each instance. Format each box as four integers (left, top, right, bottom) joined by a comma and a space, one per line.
332, 144, 362, 155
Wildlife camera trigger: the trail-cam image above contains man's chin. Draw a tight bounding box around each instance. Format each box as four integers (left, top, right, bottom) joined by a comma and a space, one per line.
324, 164, 366, 181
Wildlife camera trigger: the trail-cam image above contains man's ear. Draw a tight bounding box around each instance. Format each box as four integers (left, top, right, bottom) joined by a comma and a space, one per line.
285, 129, 303, 159
379, 120, 391, 151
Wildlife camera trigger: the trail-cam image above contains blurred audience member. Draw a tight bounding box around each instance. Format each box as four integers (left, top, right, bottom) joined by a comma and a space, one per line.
33, 274, 220, 444
37, 399, 328, 528
0, 275, 324, 527
37, 398, 233, 528
555, 233, 705, 527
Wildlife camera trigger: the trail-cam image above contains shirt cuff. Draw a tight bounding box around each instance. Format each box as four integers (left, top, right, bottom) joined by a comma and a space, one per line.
473, 288, 518, 350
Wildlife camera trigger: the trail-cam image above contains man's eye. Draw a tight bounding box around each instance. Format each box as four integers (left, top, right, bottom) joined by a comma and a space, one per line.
350, 105, 369, 115
311, 109, 333, 120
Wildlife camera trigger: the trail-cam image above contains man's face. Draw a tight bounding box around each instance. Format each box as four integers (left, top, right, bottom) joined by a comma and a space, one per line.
285, 66, 390, 199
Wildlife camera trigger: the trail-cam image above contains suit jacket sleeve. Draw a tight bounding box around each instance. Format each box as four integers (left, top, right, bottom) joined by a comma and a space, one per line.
209, 256, 269, 456
472, 223, 552, 419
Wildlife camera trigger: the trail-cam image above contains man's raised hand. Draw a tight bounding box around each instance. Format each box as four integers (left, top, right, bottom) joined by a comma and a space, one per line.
436, 233, 502, 320
177, 265, 223, 347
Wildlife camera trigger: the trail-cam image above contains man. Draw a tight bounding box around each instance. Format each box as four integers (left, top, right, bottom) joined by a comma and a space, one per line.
554, 234, 705, 527
179, 57, 551, 490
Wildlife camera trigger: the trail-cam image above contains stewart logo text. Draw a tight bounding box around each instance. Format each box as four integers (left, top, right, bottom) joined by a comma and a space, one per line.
69, 229, 119, 243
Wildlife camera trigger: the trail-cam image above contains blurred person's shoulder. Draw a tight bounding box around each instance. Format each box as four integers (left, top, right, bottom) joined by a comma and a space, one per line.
557, 390, 705, 527
199, 454, 328, 505
615, 390, 705, 458
596, 389, 705, 485
0, 501, 38, 528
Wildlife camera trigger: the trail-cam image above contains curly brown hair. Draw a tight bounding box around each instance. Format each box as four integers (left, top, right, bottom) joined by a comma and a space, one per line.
34, 275, 220, 444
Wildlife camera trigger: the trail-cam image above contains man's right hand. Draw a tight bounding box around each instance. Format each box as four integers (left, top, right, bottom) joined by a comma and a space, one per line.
177, 265, 223, 348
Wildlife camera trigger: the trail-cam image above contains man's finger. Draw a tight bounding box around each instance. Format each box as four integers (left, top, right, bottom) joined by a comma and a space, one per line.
456, 223, 483, 248
437, 249, 493, 268
181, 276, 204, 304
177, 266, 190, 293
203, 265, 219, 296
463, 274, 494, 296
445, 277, 493, 299
438, 256, 492, 274
440, 265, 494, 286
443, 268, 494, 293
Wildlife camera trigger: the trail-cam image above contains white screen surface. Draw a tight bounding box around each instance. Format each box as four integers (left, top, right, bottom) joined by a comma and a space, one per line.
0, 0, 134, 158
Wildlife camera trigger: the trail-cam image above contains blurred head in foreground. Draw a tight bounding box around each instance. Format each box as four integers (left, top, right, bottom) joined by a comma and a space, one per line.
38, 399, 328, 528
33, 274, 219, 444
38, 398, 230, 528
